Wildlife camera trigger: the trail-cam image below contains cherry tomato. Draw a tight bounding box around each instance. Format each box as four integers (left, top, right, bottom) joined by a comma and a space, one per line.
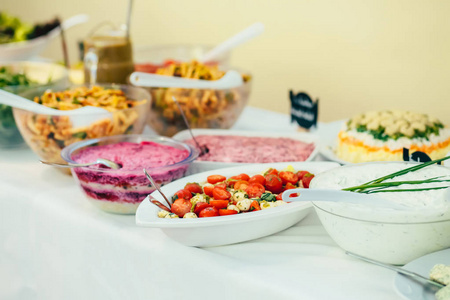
233, 180, 249, 191
227, 179, 238, 188
203, 185, 214, 197
214, 182, 227, 190
249, 174, 265, 186
212, 187, 231, 200
264, 168, 279, 176
279, 171, 299, 185
249, 200, 261, 211
210, 199, 229, 209
173, 189, 192, 201
264, 174, 283, 193
194, 202, 211, 215
284, 182, 297, 190
163, 59, 178, 66
301, 173, 315, 188
276, 193, 283, 200
296, 171, 310, 181
184, 183, 203, 194
219, 209, 238, 216
207, 175, 226, 184
230, 173, 250, 182
199, 206, 220, 218
171, 199, 192, 217
245, 183, 265, 198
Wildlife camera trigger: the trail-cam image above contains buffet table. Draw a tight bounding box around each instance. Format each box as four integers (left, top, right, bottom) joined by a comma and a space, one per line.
0, 107, 402, 300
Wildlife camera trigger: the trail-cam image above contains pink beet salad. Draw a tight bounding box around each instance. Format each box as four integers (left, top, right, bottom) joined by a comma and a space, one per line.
186, 135, 315, 163
71, 141, 191, 211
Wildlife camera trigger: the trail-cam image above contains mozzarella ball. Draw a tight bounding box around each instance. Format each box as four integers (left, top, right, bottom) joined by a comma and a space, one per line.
274, 200, 287, 207
260, 201, 275, 210
232, 191, 247, 202
165, 213, 179, 219
190, 194, 207, 206
158, 210, 170, 218
236, 199, 253, 212
227, 204, 240, 213
183, 212, 198, 218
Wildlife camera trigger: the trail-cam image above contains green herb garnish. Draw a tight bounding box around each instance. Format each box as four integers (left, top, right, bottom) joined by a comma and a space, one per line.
344, 156, 450, 194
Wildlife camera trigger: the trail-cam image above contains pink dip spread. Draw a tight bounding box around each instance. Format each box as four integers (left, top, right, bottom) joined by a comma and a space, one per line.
71, 141, 191, 210
73, 141, 189, 171
186, 135, 315, 163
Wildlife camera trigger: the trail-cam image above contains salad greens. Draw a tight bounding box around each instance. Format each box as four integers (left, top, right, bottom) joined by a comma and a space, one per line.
0, 12, 33, 44
0, 12, 60, 44
0, 66, 37, 146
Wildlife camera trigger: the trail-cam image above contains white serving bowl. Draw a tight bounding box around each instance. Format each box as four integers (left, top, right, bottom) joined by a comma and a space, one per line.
136, 161, 339, 247
172, 129, 320, 174
310, 161, 450, 265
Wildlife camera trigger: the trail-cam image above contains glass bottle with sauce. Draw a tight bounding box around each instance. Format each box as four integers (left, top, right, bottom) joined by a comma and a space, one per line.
83, 32, 134, 84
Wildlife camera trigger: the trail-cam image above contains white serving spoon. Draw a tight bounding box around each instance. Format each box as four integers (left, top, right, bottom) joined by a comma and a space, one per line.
282, 189, 409, 210
0, 14, 89, 61
129, 70, 243, 90
199, 22, 265, 63
0, 89, 111, 128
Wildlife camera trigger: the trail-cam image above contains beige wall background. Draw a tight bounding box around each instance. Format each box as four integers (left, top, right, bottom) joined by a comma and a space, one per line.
3, 0, 450, 123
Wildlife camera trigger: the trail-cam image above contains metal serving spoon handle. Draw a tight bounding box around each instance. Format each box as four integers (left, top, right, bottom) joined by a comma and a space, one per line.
40, 158, 120, 169
346, 251, 445, 288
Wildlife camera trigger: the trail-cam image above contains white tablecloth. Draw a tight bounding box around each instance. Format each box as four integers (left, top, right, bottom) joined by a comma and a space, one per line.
0, 107, 402, 300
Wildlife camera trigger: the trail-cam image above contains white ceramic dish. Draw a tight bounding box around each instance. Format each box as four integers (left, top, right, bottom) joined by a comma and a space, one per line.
394, 248, 450, 300
135, 161, 339, 247
172, 129, 320, 174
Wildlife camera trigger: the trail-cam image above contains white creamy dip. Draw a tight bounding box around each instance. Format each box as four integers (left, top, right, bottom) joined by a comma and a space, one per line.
310, 162, 450, 223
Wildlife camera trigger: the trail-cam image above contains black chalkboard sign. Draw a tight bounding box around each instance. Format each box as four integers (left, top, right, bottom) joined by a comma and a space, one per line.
289, 91, 319, 129
402, 148, 441, 164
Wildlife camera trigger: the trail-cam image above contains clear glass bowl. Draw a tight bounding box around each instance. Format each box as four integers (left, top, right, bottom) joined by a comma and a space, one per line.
133, 44, 250, 137
13, 84, 150, 165
133, 44, 232, 69
0, 61, 69, 148
147, 79, 252, 137
61, 134, 199, 214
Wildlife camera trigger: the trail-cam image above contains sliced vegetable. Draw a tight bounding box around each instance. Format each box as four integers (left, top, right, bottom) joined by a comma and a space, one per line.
207, 175, 226, 184
249, 174, 265, 185
279, 171, 299, 185
184, 182, 203, 194
173, 189, 192, 201
212, 187, 231, 200
249, 200, 261, 211
198, 206, 220, 217
219, 209, 238, 216
264, 174, 283, 193
210, 200, 229, 209
245, 183, 265, 198
171, 199, 192, 217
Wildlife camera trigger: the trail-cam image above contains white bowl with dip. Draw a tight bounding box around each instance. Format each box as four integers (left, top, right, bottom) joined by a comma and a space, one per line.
310, 162, 450, 265
172, 129, 320, 174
